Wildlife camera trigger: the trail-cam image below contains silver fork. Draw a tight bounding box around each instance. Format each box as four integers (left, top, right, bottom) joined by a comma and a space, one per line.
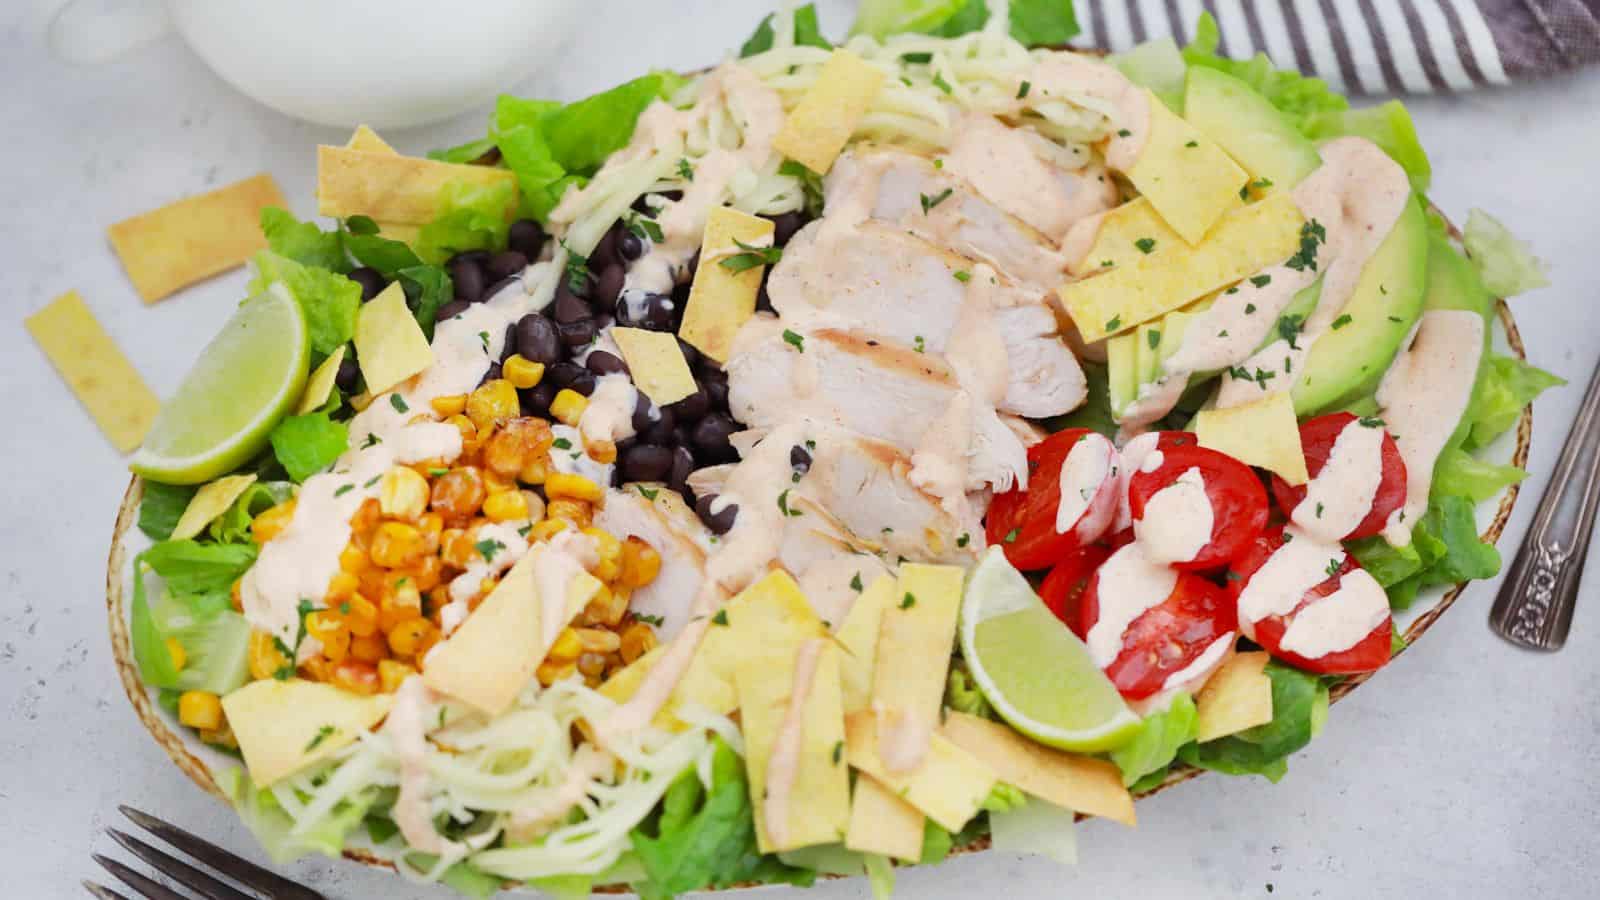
1489, 356, 1600, 651
85, 805, 327, 900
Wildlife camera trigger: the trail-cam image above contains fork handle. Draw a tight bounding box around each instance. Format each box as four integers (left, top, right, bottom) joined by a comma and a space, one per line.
1489, 356, 1600, 651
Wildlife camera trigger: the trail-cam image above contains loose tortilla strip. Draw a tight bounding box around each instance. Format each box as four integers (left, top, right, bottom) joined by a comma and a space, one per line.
316, 145, 517, 225
354, 283, 433, 395
679, 208, 775, 363
170, 474, 257, 541
939, 711, 1136, 826
773, 49, 886, 174
345, 125, 397, 154
25, 291, 160, 452
107, 174, 286, 303
1194, 650, 1274, 741
611, 327, 697, 405
845, 774, 924, 862
843, 711, 995, 833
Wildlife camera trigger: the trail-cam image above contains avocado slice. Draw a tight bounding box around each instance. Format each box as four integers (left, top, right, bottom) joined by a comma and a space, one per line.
1290, 195, 1429, 414
1106, 331, 1139, 418
1184, 67, 1323, 190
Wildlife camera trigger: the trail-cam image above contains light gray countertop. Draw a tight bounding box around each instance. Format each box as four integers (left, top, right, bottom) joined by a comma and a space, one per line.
2, 1, 1596, 898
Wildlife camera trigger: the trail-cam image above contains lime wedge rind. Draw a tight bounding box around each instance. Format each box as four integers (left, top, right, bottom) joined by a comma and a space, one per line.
130, 285, 310, 485
960, 548, 1141, 753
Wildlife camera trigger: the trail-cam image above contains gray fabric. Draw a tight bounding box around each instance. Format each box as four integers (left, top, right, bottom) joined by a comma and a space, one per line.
1484, 0, 1600, 76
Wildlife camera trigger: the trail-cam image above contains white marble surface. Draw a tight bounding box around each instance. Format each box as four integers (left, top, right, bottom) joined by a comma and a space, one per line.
3, 1, 1597, 898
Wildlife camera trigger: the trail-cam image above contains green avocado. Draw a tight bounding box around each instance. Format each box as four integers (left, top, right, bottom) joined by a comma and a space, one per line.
1290, 195, 1429, 414
1183, 67, 1322, 190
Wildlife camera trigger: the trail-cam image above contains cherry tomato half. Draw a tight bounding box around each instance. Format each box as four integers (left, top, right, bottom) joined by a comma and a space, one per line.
1079, 559, 1238, 700
1230, 529, 1393, 675
987, 429, 1119, 570
1269, 412, 1407, 540
1039, 544, 1112, 627
1127, 444, 1268, 572
1113, 430, 1196, 532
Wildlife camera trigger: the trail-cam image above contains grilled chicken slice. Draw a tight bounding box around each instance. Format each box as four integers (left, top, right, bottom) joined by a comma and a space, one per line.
941, 112, 1119, 241
593, 486, 710, 641
727, 321, 1029, 492
825, 148, 1070, 288
768, 222, 1087, 418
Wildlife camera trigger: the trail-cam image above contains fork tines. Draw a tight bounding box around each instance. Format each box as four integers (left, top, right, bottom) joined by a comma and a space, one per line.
84, 805, 326, 900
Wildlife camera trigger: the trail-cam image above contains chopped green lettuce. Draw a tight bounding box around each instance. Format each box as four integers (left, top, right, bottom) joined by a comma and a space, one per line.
945, 660, 996, 719
989, 798, 1077, 866
130, 539, 257, 691
851, 0, 967, 38
268, 410, 348, 482
249, 251, 362, 356
342, 215, 424, 275
1351, 495, 1502, 609
1178, 662, 1325, 782
137, 481, 196, 541
139, 539, 259, 597
980, 782, 1028, 813
1431, 447, 1527, 503
863, 853, 897, 900
414, 178, 517, 265
1304, 101, 1431, 193
1464, 353, 1565, 451
1111, 38, 1187, 112
741, 4, 833, 57
428, 137, 498, 164
1464, 209, 1551, 298
397, 264, 456, 341
1109, 693, 1197, 787
217, 767, 376, 865
1182, 13, 1347, 136
852, 0, 1078, 46
260, 207, 350, 273
208, 480, 294, 546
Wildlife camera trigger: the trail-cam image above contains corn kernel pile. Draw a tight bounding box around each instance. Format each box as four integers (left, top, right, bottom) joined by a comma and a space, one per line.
173, 377, 662, 734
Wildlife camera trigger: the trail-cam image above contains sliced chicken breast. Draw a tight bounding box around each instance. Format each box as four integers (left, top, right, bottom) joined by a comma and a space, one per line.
942, 112, 1119, 241
594, 486, 710, 641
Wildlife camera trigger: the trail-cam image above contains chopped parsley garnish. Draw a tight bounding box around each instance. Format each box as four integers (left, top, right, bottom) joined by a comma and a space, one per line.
953, 270, 972, 282
1224, 571, 1242, 583
1225, 286, 1240, 294
913, 335, 926, 354
475, 538, 506, 562
1184, 140, 1198, 148
677, 157, 695, 181
1239, 177, 1274, 200
389, 394, 409, 413
364, 475, 381, 488
362, 433, 382, 449
1388, 315, 1404, 323
920, 188, 954, 214
1250, 274, 1272, 288
1147, 329, 1161, 350
782, 329, 805, 352
1117, 128, 1132, 137
334, 484, 355, 497
957, 532, 970, 548
552, 436, 573, 450
478, 330, 490, 352
1359, 416, 1386, 429
1134, 237, 1157, 254
1331, 314, 1353, 330
899, 592, 917, 610
1284, 218, 1327, 272
1316, 502, 1325, 518
719, 238, 782, 273
933, 158, 944, 169
777, 489, 803, 518
634, 613, 664, 627
1003, 528, 1020, 544
778, 159, 825, 217
517, 524, 531, 537
304, 725, 337, 753
850, 573, 863, 592
637, 486, 659, 500
1245, 303, 1257, 314
832, 740, 844, 765
1105, 315, 1122, 332
1277, 314, 1305, 350
624, 211, 664, 244
429, 467, 449, 476
1016, 80, 1031, 99
932, 71, 953, 94
712, 609, 730, 626
1326, 558, 1343, 577
1218, 329, 1229, 338
562, 243, 592, 294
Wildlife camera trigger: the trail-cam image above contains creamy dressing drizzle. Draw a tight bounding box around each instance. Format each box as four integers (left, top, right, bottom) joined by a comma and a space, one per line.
1133, 467, 1212, 565
441, 521, 532, 635
1236, 527, 1346, 634
550, 423, 615, 486
384, 676, 457, 856
1160, 634, 1232, 693
1112, 431, 1161, 531
1027, 54, 1150, 183
1085, 543, 1178, 669
1291, 419, 1387, 543
506, 744, 615, 841
578, 373, 639, 446
1054, 432, 1115, 535
762, 637, 825, 850
1279, 567, 1390, 657
1375, 309, 1485, 546
942, 110, 1120, 241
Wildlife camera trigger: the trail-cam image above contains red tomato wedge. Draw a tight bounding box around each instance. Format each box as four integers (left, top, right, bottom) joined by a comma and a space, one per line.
1077, 560, 1238, 701
986, 429, 1119, 570
1039, 544, 1112, 627
1269, 412, 1407, 540
1230, 529, 1394, 675
1113, 430, 1196, 532
1127, 444, 1268, 571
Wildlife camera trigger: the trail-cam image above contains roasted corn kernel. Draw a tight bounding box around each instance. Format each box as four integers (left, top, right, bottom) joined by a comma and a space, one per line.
379, 466, 430, 521
467, 379, 520, 431
350, 633, 388, 664
585, 438, 617, 465
546, 472, 603, 503
536, 659, 577, 687
338, 543, 371, 574
548, 628, 583, 662
378, 659, 416, 693
248, 630, 289, 681
503, 355, 546, 390
430, 393, 468, 416
431, 467, 488, 522
619, 621, 657, 663
549, 389, 588, 426
484, 417, 554, 478
546, 498, 593, 528
177, 691, 223, 730
370, 522, 427, 568
388, 617, 438, 658
164, 637, 187, 672
342, 593, 380, 638
582, 583, 628, 628
522, 490, 547, 523
251, 499, 297, 544
483, 490, 529, 523
619, 536, 662, 588
582, 527, 623, 582
528, 518, 569, 542
332, 660, 381, 696
574, 627, 622, 654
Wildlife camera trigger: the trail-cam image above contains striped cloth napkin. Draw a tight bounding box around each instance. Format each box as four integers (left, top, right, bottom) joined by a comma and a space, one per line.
1066, 1, 1600, 93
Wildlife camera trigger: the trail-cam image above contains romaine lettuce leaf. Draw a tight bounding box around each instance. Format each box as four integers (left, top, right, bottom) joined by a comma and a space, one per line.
1177, 662, 1324, 782
268, 410, 348, 482
414, 178, 517, 265
428, 137, 498, 164
1465, 353, 1564, 451
217, 767, 376, 864
398, 264, 456, 341
851, 0, 967, 38
853, 0, 1079, 46
260, 207, 350, 273
1182, 13, 1347, 136
1431, 446, 1527, 503
208, 480, 294, 546
342, 215, 424, 275
249, 251, 362, 356
140, 539, 259, 597
1464, 209, 1551, 298
741, 4, 833, 57
1109, 692, 1197, 787
137, 481, 196, 541
1350, 495, 1500, 610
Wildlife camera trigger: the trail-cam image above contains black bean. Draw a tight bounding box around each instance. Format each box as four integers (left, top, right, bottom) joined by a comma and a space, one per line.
500, 323, 518, 362
508, 219, 547, 260
674, 423, 696, 451
558, 318, 597, 348
660, 190, 684, 203
348, 266, 387, 301
514, 314, 561, 365
435, 299, 471, 324
641, 407, 676, 445
553, 286, 590, 324
593, 264, 624, 309
335, 353, 362, 393
480, 362, 503, 385
457, 250, 491, 265
631, 392, 655, 433
755, 274, 774, 314
630, 195, 657, 215
568, 369, 597, 396
765, 211, 805, 246
669, 446, 695, 494
637, 293, 677, 331
519, 382, 556, 416
449, 256, 486, 302
546, 362, 585, 390
695, 494, 738, 534
692, 414, 739, 463
621, 443, 675, 482
790, 445, 813, 474
486, 250, 529, 280
482, 276, 521, 303
617, 231, 646, 263
592, 222, 627, 270
586, 350, 627, 376
684, 250, 700, 277
694, 353, 724, 377
703, 375, 729, 411
669, 383, 710, 423
675, 338, 700, 371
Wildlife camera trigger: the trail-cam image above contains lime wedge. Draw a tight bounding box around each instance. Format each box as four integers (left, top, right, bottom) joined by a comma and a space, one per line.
130, 285, 310, 485
959, 547, 1141, 752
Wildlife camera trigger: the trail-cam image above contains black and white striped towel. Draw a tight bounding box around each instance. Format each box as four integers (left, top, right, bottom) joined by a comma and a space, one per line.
1066, 1, 1600, 93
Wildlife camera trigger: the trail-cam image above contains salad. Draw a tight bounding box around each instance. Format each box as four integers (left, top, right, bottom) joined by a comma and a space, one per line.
115, 1, 1561, 897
